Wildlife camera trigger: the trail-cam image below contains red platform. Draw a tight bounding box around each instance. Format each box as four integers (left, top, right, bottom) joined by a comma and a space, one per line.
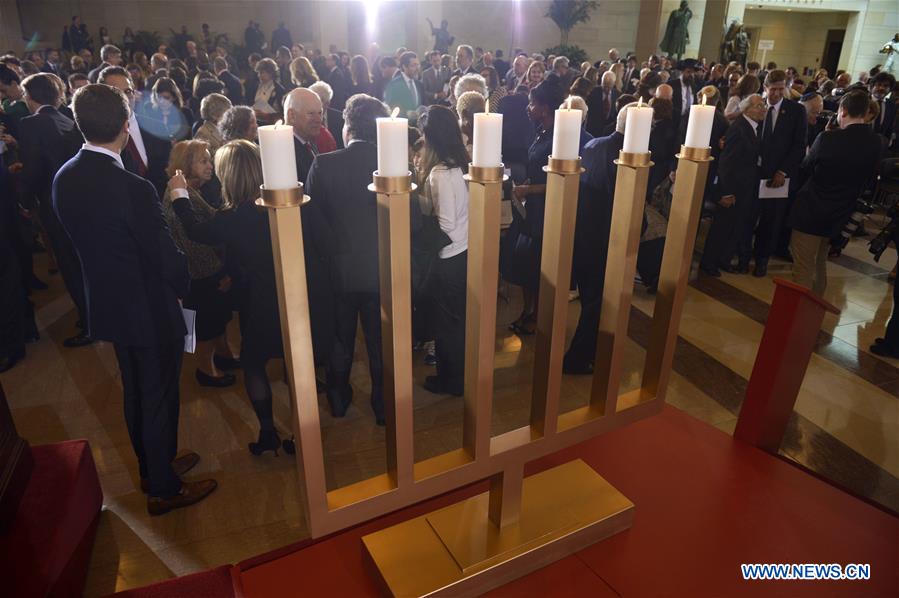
1, 439, 103, 597
234, 406, 897, 597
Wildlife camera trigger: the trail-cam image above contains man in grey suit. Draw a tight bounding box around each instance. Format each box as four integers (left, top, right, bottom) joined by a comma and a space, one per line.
421, 50, 450, 106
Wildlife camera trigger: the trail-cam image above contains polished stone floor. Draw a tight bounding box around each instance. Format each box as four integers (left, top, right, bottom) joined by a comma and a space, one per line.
3, 221, 897, 596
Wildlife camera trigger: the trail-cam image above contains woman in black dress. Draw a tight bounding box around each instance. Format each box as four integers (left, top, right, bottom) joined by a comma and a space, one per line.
502, 79, 565, 335
170, 140, 293, 456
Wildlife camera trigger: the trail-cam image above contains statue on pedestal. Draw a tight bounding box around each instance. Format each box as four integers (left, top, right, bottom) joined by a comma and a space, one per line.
660, 0, 692, 61
881, 33, 899, 74
722, 20, 749, 66
426, 18, 455, 55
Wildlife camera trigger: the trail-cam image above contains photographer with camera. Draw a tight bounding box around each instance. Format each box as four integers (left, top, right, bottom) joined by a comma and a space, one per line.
788, 90, 883, 296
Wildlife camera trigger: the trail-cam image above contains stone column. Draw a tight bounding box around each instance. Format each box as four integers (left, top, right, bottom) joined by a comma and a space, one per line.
635, 0, 664, 60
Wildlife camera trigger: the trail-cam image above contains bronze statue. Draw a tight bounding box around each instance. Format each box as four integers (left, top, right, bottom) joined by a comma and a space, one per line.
660, 0, 692, 61
722, 20, 749, 66
426, 18, 455, 55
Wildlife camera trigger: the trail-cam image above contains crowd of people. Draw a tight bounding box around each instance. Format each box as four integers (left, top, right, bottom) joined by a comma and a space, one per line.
1, 17, 897, 515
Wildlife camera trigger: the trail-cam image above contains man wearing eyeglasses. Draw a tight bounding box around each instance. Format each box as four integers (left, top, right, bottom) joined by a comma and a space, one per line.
98, 66, 171, 195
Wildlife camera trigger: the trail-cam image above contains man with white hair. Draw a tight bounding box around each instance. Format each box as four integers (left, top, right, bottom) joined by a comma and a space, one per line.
506, 54, 529, 92
800, 91, 825, 148
700, 94, 766, 277
454, 72, 487, 101
552, 55, 575, 90
284, 87, 323, 183
563, 102, 631, 375
309, 79, 345, 150
609, 48, 620, 62
586, 70, 619, 136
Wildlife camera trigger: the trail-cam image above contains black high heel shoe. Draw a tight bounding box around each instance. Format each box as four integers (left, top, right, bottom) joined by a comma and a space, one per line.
281, 437, 296, 455
249, 430, 282, 456
196, 369, 236, 387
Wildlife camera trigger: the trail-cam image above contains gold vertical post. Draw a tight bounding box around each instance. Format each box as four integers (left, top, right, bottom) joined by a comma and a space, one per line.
256, 185, 329, 537
487, 463, 524, 528
590, 151, 653, 416
463, 165, 506, 460
642, 145, 712, 402
371, 172, 416, 489
530, 157, 584, 438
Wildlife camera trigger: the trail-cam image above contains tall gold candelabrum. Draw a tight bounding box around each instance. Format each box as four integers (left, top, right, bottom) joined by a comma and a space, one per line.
641, 145, 713, 402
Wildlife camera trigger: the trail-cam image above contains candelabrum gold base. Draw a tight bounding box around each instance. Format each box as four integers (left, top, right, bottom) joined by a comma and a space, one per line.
465, 164, 506, 184
614, 151, 653, 168
368, 171, 417, 194
676, 145, 713, 162
254, 184, 309, 209
544, 156, 585, 175
361, 459, 634, 597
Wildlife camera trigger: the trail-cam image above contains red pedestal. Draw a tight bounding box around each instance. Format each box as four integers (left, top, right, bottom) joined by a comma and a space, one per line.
734, 278, 840, 453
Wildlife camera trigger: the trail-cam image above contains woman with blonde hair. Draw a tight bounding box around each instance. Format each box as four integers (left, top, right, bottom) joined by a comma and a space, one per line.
170, 140, 295, 456
526, 60, 546, 89
610, 62, 625, 91
194, 93, 232, 154
724, 73, 760, 120
289, 56, 319, 88
163, 140, 238, 388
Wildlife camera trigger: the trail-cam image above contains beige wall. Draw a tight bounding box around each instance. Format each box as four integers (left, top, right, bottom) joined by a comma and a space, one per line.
2, 0, 894, 78
742, 9, 851, 73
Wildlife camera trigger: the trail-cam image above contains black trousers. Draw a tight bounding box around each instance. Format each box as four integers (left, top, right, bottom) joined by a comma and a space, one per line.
40, 202, 86, 325
564, 247, 607, 370
434, 251, 467, 393
752, 196, 788, 264
113, 339, 183, 498
702, 191, 757, 269
327, 291, 383, 414
0, 239, 25, 360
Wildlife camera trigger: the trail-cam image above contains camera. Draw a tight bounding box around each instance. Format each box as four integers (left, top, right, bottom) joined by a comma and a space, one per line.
868, 203, 899, 262
835, 199, 874, 250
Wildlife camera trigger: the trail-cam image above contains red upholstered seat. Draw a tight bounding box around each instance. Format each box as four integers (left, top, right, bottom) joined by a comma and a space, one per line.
0, 440, 103, 597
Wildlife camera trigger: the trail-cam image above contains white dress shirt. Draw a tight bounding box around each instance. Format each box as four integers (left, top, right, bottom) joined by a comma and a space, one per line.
428, 165, 469, 259
82, 143, 125, 169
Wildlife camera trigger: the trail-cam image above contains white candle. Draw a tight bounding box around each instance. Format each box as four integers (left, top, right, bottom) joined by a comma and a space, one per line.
551, 101, 582, 160
472, 112, 503, 167
684, 94, 715, 149
622, 99, 653, 154
376, 109, 408, 177
258, 122, 298, 189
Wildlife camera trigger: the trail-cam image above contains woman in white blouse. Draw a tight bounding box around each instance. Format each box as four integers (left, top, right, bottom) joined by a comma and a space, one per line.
419, 106, 470, 397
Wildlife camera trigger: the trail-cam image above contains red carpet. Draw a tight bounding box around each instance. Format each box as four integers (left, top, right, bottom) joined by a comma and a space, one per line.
236, 406, 898, 597
0, 439, 103, 597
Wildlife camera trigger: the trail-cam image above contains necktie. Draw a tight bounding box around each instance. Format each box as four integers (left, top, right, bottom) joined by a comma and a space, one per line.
306, 141, 317, 157
762, 105, 774, 142
408, 78, 417, 106
125, 136, 147, 176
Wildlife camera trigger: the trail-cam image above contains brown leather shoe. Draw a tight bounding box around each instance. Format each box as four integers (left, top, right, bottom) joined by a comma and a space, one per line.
147, 479, 218, 516
140, 451, 201, 493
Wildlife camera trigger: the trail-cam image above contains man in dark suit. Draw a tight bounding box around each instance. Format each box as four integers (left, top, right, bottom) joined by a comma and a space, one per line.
421, 50, 451, 105
454, 44, 476, 77
212, 56, 243, 106
324, 53, 350, 111
306, 94, 389, 424
700, 95, 766, 276
87, 44, 122, 83
870, 72, 896, 148
54, 84, 216, 515
41, 49, 63, 76
789, 91, 883, 296
98, 66, 171, 195
585, 70, 619, 137
284, 87, 334, 373
753, 69, 808, 277
670, 60, 701, 130
18, 73, 89, 347
562, 111, 625, 374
